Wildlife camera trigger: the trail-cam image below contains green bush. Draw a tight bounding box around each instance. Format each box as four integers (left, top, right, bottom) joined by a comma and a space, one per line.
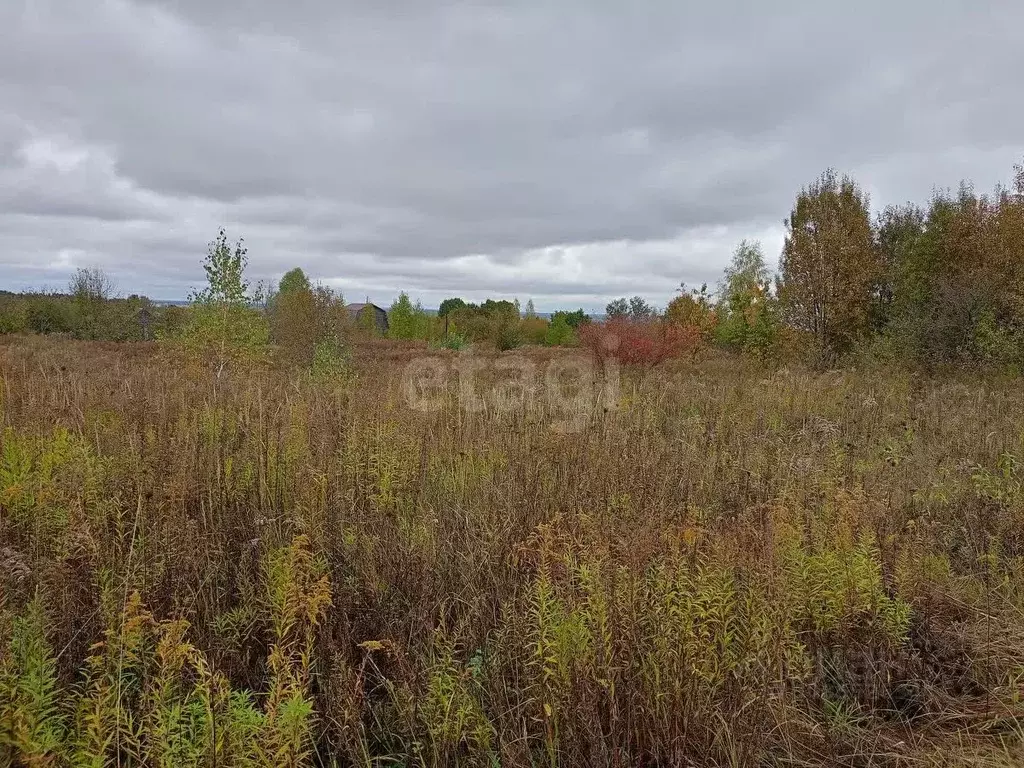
388, 292, 433, 341
495, 322, 521, 351
26, 298, 74, 335
0, 297, 29, 334
520, 316, 549, 345
437, 332, 468, 350
310, 335, 350, 379
973, 309, 1023, 365
543, 314, 576, 346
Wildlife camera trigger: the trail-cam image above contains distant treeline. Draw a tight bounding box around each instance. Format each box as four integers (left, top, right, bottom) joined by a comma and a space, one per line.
0, 275, 594, 355
4, 157, 1023, 370
0, 285, 189, 341
386, 295, 590, 350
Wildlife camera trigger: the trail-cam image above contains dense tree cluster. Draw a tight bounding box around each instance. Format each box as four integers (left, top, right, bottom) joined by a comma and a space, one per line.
268, 267, 351, 373
599, 159, 1024, 367
776, 160, 1024, 366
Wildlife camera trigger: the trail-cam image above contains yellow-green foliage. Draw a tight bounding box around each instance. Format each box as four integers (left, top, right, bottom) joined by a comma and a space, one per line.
0, 600, 67, 765
143, 619, 214, 768
260, 535, 331, 767
419, 629, 495, 765
779, 531, 912, 641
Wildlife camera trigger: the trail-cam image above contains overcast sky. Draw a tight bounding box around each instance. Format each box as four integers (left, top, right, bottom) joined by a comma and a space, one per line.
1, 1, 1022, 311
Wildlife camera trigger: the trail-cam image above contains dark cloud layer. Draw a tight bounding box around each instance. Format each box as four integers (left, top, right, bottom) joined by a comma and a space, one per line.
2, 1, 1022, 310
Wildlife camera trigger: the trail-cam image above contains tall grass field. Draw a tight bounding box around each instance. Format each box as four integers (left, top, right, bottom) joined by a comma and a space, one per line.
2, 335, 1024, 766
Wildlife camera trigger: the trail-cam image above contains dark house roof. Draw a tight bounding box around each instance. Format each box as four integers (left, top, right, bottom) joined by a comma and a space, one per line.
346, 302, 389, 334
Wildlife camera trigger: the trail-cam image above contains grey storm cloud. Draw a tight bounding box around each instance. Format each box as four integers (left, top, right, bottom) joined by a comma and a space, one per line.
1, 0, 1023, 310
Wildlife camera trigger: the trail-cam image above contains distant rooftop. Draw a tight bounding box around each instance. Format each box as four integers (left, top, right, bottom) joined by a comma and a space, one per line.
345, 302, 385, 312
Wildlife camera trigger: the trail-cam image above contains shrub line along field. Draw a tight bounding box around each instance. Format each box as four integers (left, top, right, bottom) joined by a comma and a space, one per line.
3, 335, 1024, 766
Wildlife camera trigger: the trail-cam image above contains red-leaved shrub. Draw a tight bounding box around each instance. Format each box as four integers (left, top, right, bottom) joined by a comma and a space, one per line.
579, 318, 702, 366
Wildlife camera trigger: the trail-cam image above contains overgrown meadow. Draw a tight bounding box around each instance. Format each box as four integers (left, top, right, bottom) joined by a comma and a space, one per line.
3, 335, 1024, 766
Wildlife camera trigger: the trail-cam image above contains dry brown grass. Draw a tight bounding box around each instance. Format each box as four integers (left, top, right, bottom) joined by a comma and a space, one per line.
2, 334, 1024, 766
